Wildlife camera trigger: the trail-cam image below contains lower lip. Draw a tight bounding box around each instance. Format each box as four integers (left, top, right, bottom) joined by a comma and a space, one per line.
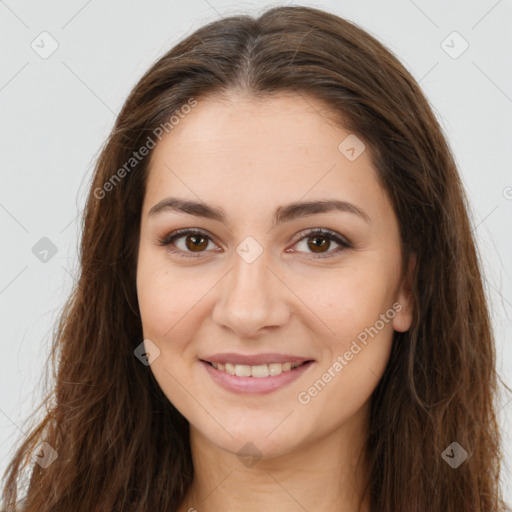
200, 360, 314, 395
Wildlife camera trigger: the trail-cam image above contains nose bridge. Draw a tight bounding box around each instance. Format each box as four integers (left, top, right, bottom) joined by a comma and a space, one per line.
212, 240, 289, 337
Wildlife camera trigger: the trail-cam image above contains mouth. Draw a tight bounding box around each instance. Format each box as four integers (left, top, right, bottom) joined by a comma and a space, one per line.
201, 359, 314, 378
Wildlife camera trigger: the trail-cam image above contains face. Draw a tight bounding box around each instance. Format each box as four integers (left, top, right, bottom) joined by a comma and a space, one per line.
136, 91, 414, 460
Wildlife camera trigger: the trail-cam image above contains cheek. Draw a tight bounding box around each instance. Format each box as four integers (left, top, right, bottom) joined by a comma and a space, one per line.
293, 263, 397, 401
299, 282, 396, 418
312, 267, 398, 397
136, 256, 197, 404
137, 248, 192, 338
137, 261, 170, 338
136, 251, 214, 372
298, 263, 398, 342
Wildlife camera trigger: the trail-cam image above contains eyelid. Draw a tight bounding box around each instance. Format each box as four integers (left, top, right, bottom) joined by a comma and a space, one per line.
159, 228, 216, 243
291, 227, 350, 246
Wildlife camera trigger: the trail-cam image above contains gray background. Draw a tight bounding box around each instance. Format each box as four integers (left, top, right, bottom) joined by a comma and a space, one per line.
1, 0, 511, 502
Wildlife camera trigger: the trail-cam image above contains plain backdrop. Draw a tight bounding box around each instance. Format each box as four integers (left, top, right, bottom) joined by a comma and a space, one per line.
1, 0, 511, 503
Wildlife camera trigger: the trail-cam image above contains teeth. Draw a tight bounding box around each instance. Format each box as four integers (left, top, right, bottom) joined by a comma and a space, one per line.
210, 361, 304, 377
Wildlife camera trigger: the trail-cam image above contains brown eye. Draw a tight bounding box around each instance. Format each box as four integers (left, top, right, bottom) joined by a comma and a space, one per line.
307, 236, 330, 253
185, 234, 209, 252
160, 227, 351, 260
291, 228, 351, 259
158, 228, 218, 258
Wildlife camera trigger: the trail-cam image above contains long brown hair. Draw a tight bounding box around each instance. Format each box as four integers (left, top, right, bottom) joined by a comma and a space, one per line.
2, 5, 509, 511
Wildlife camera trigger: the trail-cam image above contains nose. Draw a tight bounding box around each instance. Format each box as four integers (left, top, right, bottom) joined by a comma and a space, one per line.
211, 247, 291, 339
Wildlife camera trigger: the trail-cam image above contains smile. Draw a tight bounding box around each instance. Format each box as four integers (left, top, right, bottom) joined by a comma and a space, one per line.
201, 359, 315, 394
207, 361, 305, 377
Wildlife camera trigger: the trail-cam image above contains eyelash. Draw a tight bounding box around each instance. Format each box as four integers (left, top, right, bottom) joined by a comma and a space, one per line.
157, 228, 352, 259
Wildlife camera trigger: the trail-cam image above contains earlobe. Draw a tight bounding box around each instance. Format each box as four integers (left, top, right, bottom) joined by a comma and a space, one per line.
392, 252, 416, 333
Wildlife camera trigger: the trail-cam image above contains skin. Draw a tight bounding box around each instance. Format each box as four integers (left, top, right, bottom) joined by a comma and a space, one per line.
136, 91, 415, 512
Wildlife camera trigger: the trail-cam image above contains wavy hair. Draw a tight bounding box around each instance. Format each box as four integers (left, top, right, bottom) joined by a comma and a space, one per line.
2, 5, 510, 511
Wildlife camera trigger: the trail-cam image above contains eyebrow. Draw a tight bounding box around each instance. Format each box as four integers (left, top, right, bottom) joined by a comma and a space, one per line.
148, 197, 370, 225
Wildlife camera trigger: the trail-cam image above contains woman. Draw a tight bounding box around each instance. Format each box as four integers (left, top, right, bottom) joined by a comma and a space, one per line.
2, 5, 509, 512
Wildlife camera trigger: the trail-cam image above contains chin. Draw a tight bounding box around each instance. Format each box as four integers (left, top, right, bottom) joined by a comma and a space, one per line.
204, 423, 296, 460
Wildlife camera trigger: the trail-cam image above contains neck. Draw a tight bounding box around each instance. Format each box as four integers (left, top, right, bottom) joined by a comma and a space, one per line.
178, 403, 371, 512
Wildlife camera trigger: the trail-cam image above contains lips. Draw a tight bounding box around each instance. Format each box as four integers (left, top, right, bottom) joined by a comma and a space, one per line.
201, 359, 314, 394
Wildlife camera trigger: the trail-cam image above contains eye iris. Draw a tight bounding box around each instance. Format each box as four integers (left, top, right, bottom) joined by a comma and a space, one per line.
186, 234, 208, 252
307, 236, 329, 253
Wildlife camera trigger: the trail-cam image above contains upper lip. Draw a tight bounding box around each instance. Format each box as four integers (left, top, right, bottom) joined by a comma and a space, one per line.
201, 353, 314, 366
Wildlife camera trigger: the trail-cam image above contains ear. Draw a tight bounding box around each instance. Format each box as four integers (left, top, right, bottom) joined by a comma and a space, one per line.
392, 252, 416, 333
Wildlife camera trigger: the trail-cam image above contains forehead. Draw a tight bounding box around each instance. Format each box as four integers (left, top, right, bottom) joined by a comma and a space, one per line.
153, 91, 348, 157
143, 92, 385, 219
